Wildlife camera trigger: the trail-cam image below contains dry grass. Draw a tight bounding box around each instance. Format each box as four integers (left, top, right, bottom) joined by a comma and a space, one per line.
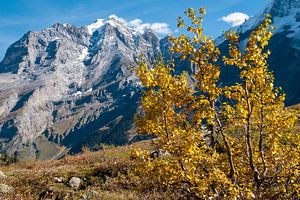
290, 104, 300, 130
3, 104, 298, 200
0, 141, 175, 200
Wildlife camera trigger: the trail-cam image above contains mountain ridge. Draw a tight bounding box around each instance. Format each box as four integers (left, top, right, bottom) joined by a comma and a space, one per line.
217, 0, 300, 105
0, 15, 169, 160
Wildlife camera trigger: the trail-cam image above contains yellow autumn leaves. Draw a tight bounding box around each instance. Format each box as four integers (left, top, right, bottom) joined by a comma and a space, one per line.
133, 8, 300, 199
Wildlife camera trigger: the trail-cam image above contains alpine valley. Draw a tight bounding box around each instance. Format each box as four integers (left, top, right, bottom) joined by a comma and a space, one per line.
0, 0, 300, 160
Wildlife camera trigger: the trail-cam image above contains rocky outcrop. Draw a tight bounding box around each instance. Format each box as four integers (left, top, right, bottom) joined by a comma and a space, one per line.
0, 15, 169, 160
69, 177, 81, 189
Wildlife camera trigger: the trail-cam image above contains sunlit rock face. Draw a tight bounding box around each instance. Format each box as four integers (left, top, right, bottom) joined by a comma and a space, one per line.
216, 0, 300, 106
0, 15, 170, 160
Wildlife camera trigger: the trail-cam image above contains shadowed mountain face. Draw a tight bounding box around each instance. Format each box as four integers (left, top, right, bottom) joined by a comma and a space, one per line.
217, 0, 300, 105
0, 15, 171, 160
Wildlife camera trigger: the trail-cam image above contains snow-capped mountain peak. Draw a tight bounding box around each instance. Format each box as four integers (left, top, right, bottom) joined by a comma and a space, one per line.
215, 0, 300, 45
0, 14, 169, 160
86, 15, 128, 35
239, 0, 300, 32
216, 0, 300, 106
86, 19, 105, 34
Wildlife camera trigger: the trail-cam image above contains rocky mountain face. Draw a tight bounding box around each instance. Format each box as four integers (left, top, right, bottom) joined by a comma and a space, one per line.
217, 0, 300, 105
0, 15, 169, 160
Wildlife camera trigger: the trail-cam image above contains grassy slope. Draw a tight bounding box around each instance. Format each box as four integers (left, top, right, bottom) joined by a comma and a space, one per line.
290, 103, 300, 130
0, 141, 173, 200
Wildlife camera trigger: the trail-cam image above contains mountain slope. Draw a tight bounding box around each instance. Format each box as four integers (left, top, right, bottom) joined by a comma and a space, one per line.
217, 0, 300, 105
0, 141, 176, 200
0, 15, 168, 160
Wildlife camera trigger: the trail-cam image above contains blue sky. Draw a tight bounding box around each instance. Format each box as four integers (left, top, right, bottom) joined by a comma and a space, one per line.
0, 0, 270, 59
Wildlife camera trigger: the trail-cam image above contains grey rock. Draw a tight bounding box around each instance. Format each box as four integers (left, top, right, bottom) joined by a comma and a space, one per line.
0, 184, 14, 194
53, 176, 64, 183
69, 177, 81, 189
0, 15, 168, 160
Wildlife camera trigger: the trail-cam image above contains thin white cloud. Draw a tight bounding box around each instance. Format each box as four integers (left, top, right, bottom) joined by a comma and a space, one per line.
150, 23, 172, 34
220, 12, 250, 27
87, 15, 173, 35
127, 18, 172, 35
128, 19, 142, 28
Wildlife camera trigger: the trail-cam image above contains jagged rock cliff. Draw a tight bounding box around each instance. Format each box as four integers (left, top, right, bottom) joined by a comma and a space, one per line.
0, 15, 169, 160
